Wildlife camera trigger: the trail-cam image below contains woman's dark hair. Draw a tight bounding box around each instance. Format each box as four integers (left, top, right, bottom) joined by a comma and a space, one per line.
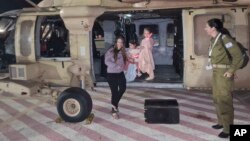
207, 18, 223, 31
207, 18, 231, 36
113, 36, 127, 63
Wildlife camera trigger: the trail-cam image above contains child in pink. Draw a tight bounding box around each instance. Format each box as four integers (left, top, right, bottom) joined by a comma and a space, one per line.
138, 27, 155, 80
125, 40, 141, 82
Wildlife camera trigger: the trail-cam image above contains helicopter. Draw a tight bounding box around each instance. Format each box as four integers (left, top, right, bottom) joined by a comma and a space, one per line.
0, 0, 249, 123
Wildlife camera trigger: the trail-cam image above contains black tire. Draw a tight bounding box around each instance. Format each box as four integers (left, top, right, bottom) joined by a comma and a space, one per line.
57, 87, 92, 123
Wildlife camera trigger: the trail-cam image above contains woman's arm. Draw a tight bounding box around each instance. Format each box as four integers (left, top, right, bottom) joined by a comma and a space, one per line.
105, 49, 117, 68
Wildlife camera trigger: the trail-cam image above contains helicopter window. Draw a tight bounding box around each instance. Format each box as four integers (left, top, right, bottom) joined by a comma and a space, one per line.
0, 17, 16, 55
37, 15, 70, 58
20, 20, 33, 56
0, 17, 15, 34
194, 14, 233, 56
0, 16, 16, 72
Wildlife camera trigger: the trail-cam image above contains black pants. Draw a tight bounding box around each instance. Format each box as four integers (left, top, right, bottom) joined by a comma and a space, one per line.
106, 72, 126, 108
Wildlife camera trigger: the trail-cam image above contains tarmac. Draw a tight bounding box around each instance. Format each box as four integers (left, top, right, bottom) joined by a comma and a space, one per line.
233, 90, 250, 109
0, 87, 249, 141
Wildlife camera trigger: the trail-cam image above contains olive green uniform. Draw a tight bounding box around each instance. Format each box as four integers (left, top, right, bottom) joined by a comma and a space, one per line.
210, 34, 243, 134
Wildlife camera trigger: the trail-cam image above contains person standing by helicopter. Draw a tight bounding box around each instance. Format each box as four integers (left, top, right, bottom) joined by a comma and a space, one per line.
204, 18, 243, 138
105, 36, 127, 119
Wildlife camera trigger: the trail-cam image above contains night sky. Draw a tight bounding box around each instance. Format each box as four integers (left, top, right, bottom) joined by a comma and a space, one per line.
0, 0, 42, 14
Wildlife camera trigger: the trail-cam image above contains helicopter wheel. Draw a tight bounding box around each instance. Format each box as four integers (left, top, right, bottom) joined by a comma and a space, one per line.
57, 87, 92, 123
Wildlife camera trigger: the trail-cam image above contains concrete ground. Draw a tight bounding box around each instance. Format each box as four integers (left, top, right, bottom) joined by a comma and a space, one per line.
233, 90, 250, 108
0, 87, 249, 141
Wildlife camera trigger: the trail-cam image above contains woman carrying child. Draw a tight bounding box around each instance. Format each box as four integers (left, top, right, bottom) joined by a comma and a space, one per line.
124, 40, 141, 82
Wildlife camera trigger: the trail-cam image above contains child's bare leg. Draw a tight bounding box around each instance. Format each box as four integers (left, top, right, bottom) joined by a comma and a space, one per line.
146, 69, 154, 80
137, 70, 142, 77
136, 63, 142, 77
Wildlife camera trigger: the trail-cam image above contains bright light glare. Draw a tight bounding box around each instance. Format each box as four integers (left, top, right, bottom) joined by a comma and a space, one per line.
0, 28, 6, 33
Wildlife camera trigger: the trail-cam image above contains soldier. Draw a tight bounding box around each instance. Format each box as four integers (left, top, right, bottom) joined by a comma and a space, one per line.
204, 18, 243, 138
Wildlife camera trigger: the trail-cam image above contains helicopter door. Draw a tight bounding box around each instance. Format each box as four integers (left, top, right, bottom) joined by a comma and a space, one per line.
183, 8, 237, 88
15, 15, 37, 63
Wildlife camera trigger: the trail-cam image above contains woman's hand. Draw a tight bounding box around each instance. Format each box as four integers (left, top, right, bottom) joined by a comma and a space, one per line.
223, 72, 233, 78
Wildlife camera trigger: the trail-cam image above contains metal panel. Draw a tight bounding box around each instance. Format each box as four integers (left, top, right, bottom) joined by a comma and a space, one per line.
15, 15, 37, 63
20, 20, 33, 56
183, 7, 250, 89
183, 8, 237, 89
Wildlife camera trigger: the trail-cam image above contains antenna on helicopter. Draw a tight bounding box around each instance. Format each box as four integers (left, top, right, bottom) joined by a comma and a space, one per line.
25, 0, 40, 9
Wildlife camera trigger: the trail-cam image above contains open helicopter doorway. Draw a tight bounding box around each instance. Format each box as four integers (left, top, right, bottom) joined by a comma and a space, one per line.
92, 9, 183, 87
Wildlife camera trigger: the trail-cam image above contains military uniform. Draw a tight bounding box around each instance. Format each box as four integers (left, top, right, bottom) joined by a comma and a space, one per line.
210, 33, 243, 134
